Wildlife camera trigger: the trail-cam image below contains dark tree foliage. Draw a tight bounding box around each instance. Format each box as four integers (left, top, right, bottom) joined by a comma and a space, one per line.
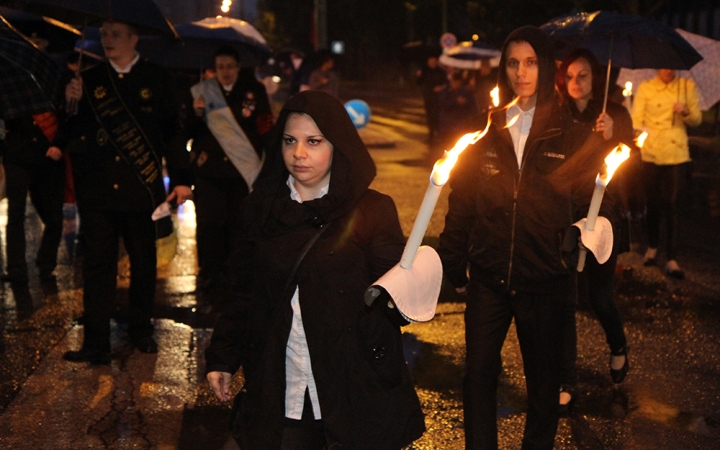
256, 0, 672, 79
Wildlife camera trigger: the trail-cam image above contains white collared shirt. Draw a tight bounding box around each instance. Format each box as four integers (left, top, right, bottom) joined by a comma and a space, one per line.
507, 104, 535, 168
285, 175, 329, 420
109, 53, 140, 74
221, 82, 235, 93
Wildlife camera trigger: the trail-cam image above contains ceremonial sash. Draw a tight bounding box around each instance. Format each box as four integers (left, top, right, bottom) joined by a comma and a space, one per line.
85, 64, 172, 238
191, 79, 263, 191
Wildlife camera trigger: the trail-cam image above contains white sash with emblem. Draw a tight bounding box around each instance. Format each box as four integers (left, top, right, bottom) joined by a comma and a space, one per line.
191, 79, 263, 191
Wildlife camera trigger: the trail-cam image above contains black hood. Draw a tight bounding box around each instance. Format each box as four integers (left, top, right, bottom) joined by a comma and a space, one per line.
258, 90, 376, 228
496, 26, 556, 108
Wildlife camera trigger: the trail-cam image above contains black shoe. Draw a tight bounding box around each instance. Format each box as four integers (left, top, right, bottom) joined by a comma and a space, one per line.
610, 347, 630, 384
63, 348, 111, 365
559, 384, 576, 414
642, 257, 656, 267
131, 336, 158, 354
666, 268, 685, 280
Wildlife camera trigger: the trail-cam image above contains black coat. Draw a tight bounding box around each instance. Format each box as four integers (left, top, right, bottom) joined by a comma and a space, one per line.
185, 78, 273, 179
205, 91, 425, 449
66, 59, 190, 212
0, 114, 67, 167
438, 26, 612, 295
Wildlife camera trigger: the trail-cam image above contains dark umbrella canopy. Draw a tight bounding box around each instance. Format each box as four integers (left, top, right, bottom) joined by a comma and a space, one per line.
137, 20, 272, 69
0, 0, 178, 38
541, 10, 702, 70
0, 17, 63, 118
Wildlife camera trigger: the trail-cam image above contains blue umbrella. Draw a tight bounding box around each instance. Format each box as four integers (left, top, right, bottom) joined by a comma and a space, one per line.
541, 10, 703, 112
137, 18, 272, 70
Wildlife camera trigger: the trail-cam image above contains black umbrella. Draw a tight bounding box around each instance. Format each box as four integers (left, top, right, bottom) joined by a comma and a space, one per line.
0, 0, 178, 38
0, 16, 64, 118
0, 6, 80, 54
137, 18, 272, 70
541, 10, 703, 111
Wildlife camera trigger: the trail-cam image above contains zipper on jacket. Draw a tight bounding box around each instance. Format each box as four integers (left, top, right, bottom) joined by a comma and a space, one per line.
505, 127, 562, 289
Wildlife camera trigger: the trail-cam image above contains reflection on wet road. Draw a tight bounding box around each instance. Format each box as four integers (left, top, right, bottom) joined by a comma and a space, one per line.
0, 84, 719, 449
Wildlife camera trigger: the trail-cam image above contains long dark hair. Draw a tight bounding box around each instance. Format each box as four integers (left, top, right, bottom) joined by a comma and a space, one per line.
556, 48, 604, 106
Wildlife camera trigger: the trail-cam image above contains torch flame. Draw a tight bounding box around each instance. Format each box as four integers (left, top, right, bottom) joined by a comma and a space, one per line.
597, 144, 631, 186
636, 131, 648, 148
505, 114, 520, 128
490, 86, 499, 108
430, 96, 520, 186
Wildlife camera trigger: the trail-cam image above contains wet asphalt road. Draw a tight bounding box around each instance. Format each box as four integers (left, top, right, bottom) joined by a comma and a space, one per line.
0, 82, 719, 449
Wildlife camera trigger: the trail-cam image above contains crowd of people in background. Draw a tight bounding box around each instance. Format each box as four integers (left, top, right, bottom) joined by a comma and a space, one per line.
0, 14, 706, 450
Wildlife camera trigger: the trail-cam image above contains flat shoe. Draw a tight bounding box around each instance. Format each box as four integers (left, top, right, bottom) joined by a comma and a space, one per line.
610, 347, 630, 384
63, 349, 111, 365
642, 257, 656, 267
559, 385, 576, 414
666, 268, 685, 279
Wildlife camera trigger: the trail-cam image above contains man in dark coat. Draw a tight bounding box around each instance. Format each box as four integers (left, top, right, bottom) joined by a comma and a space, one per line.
62, 21, 192, 365
0, 109, 66, 283
205, 91, 425, 449
438, 26, 609, 449
416, 55, 447, 142
186, 46, 273, 290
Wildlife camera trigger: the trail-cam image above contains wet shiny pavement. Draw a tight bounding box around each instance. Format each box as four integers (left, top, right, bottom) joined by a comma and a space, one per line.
1, 83, 719, 449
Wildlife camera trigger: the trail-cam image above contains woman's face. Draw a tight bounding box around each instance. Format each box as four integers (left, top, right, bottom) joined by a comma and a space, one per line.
565, 57, 593, 102
282, 113, 334, 190
505, 41, 538, 99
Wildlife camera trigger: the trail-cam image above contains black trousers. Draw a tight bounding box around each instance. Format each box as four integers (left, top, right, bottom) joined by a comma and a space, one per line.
464, 279, 571, 450
80, 210, 156, 353
4, 161, 65, 277
193, 176, 248, 278
642, 162, 686, 260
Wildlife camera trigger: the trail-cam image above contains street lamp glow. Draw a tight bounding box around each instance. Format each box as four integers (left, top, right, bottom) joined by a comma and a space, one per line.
221, 5, 229, 12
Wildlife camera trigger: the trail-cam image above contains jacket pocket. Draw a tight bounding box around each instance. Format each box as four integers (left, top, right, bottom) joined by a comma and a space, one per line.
357, 306, 404, 390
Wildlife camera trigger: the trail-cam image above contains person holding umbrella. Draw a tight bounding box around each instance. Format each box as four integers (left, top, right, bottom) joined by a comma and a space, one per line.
555, 48, 634, 410
62, 20, 192, 365
632, 69, 701, 279
187, 45, 274, 291
438, 26, 609, 449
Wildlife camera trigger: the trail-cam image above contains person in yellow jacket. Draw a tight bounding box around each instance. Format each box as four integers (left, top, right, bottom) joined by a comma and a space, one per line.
631, 69, 702, 279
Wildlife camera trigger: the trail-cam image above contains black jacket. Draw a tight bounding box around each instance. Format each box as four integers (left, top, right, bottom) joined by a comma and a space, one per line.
438, 26, 608, 294
185, 77, 273, 179
66, 59, 190, 212
1, 113, 67, 167
205, 91, 425, 449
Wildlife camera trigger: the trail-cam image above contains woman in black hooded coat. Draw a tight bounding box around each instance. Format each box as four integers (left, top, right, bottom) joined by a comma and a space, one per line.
204, 90, 425, 450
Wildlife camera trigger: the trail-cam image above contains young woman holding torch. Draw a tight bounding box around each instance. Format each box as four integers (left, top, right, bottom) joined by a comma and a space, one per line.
555, 48, 636, 411
438, 26, 612, 449
204, 91, 425, 450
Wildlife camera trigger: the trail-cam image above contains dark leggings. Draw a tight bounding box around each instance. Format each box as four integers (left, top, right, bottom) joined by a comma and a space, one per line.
281, 390, 326, 450
642, 162, 686, 260
561, 249, 627, 387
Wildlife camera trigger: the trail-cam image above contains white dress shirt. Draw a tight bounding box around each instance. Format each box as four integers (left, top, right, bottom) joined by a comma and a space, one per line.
507, 104, 535, 168
284, 175, 329, 420
109, 52, 140, 74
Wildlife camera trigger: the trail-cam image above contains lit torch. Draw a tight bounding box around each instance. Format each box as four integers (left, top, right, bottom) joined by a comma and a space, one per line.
622, 81, 633, 114
577, 144, 632, 271
400, 95, 519, 269
490, 86, 500, 108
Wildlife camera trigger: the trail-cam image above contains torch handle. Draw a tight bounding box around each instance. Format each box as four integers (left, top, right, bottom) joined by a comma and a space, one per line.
577, 248, 587, 272
400, 182, 443, 269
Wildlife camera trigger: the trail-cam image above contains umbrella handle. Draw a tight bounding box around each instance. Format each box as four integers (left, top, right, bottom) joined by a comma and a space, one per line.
602, 34, 614, 114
